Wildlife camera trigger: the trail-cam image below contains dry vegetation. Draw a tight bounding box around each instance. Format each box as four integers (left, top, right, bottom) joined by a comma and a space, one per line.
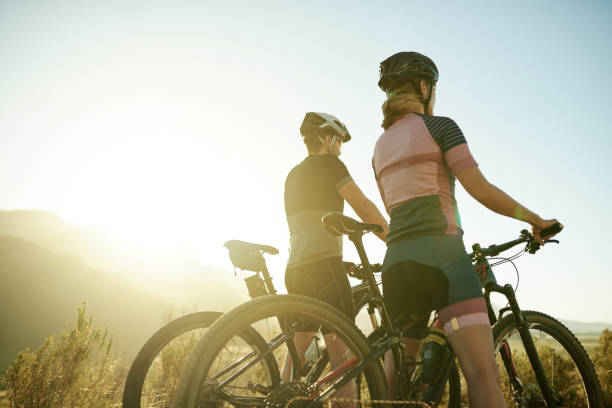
137, 328, 207, 407
1, 306, 611, 408
1, 304, 124, 407
593, 329, 612, 406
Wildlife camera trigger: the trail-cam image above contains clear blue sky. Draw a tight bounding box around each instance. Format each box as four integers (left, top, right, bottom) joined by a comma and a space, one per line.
1, 1, 611, 322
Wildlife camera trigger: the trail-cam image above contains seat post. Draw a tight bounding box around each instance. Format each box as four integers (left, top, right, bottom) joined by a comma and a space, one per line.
260, 264, 276, 295
348, 233, 393, 332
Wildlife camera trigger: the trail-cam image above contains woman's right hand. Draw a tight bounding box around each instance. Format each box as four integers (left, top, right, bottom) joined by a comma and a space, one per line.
531, 218, 560, 244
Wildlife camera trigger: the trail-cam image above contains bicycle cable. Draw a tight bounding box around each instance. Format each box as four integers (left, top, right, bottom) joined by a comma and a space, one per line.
488, 249, 523, 293
487, 255, 520, 312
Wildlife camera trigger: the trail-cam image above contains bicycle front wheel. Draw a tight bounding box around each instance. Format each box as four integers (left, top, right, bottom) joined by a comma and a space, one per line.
173, 294, 389, 408
493, 310, 604, 407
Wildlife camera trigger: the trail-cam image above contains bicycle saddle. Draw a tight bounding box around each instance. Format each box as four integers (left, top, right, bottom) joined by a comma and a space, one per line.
322, 211, 383, 236
223, 240, 278, 272
223, 240, 279, 255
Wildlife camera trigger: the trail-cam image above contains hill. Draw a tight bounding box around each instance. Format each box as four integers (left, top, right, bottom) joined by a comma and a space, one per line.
0, 210, 248, 309
0, 210, 251, 375
0, 236, 172, 373
560, 319, 612, 334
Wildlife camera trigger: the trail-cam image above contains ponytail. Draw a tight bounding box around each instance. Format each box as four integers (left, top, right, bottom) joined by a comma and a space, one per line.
381, 81, 428, 129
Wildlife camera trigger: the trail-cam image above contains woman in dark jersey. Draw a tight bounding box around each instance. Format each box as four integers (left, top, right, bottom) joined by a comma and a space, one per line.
372, 52, 560, 408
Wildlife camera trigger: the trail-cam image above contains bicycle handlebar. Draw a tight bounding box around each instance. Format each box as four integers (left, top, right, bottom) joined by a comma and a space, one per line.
469, 222, 563, 259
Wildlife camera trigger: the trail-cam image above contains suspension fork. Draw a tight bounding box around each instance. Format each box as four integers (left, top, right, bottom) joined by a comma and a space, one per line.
488, 283, 558, 407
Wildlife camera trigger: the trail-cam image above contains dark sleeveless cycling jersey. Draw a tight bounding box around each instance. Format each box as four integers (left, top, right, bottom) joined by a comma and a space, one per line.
284, 154, 353, 266
372, 113, 478, 243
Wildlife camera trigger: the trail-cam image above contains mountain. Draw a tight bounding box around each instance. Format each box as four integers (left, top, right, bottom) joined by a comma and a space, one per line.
0, 236, 170, 373
487, 299, 611, 334
0, 210, 67, 242
559, 319, 612, 334
0, 210, 251, 375
0, 210, 248, 309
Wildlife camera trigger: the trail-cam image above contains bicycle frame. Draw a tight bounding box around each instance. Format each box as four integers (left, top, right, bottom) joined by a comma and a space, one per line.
346, 229, 560, 407
214, 224, 565, 408
228, 244, 386, 386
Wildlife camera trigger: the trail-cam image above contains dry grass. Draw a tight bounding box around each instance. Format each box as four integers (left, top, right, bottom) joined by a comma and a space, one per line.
1, 307, 610, 408
1, 303, 125, 407
138, 328, 207, 407
593, 329, 612, 406
0, 391, 8, 408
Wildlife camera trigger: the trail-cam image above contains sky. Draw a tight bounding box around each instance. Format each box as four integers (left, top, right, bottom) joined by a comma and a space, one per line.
1, 1, 611, 322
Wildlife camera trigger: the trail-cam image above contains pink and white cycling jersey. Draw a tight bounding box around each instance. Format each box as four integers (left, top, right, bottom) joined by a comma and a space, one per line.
373, 113, 478, 242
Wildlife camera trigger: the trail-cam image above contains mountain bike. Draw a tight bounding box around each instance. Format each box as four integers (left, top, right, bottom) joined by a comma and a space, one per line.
122, 239, 461, 407
172, 212, 604, 408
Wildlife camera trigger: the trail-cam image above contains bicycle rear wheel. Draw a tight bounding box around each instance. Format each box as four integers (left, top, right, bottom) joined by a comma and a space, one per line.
493, 310, 604, 407
173, 294, 389, 408
123, 311, 279, 408
123, 312, 222, 407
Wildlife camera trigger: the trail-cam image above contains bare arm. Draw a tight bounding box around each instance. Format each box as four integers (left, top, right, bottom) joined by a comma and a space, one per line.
456, 166, 559, 243
338, 181, 389, 242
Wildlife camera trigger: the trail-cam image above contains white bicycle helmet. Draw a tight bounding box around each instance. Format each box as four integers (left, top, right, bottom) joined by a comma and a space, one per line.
300, 112, 351, 143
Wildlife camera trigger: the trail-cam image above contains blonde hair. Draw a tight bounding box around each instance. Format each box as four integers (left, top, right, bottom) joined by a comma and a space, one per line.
381, 82, 426, 130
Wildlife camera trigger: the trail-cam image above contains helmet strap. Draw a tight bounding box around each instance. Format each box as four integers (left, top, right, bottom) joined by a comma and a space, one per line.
316, 134, 337, 154
327, 135, 338, 154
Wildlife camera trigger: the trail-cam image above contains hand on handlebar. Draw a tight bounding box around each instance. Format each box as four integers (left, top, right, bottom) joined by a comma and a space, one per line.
531, 218, 561, 245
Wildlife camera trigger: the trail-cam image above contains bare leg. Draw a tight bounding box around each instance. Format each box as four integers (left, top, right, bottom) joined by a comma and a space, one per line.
323, 333, 358, 408
281, 331, 317, 382
383, 338, 422, 398
446, 324, 506, 408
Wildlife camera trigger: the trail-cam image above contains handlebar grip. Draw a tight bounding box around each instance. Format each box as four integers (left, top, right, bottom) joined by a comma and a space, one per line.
539, 222, 563, 238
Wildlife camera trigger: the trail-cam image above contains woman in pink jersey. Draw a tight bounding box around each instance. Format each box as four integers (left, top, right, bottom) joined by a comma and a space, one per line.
372, 52, 560, 408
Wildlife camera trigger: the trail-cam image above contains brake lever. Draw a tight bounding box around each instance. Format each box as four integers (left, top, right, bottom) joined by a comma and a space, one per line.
527, 238, 560, 254
527, 242, 540, 254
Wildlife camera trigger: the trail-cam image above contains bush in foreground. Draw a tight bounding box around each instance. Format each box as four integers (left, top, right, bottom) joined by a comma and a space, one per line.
593, 329, 612, 406
1, 304, 124, 407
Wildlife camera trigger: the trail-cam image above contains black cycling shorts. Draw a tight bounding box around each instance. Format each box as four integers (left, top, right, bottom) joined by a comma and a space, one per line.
382, 234, 486, 339
285, 256, 355, 332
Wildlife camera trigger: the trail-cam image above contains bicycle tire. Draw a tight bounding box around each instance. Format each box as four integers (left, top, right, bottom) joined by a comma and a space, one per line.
173, 294, 389, 408
444, 360, 461, 408
122, 311, 279, 408
492, 310, 604, 407
123, 312, 222, 407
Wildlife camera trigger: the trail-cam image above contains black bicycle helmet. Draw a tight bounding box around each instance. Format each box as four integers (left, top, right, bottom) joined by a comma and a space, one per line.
300, 112, 351, 143
378, 51, 439, 93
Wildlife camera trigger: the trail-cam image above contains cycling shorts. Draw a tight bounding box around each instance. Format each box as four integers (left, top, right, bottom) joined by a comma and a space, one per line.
285, 256, 355, 332
382, 234, 489, 339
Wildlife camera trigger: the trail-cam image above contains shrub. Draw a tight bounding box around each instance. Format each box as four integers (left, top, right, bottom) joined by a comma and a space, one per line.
1, 303, 124, 407
593, 329, 612, 406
